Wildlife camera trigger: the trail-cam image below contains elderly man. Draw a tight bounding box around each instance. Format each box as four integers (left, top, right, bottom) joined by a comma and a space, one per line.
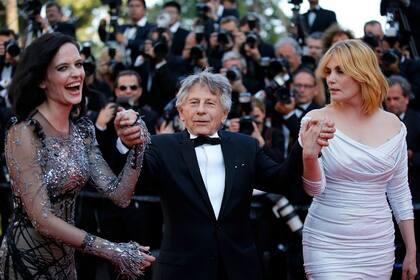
117, 71, 334, 280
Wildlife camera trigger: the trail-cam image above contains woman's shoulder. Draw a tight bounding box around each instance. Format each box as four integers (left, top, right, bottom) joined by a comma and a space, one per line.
303, 106, 333, 120
377, 109, 402, 133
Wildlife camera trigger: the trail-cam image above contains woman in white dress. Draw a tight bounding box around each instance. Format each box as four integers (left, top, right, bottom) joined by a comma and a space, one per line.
300, 39, 417, 279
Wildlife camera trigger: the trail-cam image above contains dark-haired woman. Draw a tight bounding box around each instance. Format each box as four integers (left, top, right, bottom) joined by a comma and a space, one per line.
0, 33, 155, 279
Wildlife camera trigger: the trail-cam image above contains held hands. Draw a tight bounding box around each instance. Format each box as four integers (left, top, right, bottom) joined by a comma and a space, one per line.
113, 242, 156, 279
114, 108, 149, 148
300, 118, 335, 160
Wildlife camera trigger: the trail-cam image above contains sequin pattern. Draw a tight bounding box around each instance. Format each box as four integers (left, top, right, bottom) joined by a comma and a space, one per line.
0, 112, 149, 279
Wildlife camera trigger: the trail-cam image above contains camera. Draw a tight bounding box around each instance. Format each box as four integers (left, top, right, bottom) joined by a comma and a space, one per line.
381, 48, 401, 65
246, 13, 258, 31
107, 47, 126, 77
217, 30, 233, 47
19, 0, 43, 19
226, 65, 242, 82
239, 115, 256, 135
3, 40, 20, 57
194, 25, 205, 44
272, 195, 303, 234
245, 32, 259, 49
196, 3, 210, 20
115, 96, 132, 109
262, 57, 293, 104
190, 44, 206, 62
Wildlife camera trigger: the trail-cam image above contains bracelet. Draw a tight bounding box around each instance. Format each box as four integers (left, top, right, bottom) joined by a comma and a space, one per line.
81, 233, 96, 252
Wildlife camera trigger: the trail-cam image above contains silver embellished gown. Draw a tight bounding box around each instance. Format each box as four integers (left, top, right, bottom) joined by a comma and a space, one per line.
0, 111, 146, 280
301, 118, 414, 279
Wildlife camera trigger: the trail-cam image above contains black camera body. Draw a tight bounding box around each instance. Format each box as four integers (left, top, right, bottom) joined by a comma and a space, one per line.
3, 40, 20, 57
196, 3, 211, 20
19, 0, 43, 19
245, 32, 259, 49
217, 30, 233, 47
288, 0, 303, 6
190, 44, 206, 62
239, 115, 256, 135
261, 57, 293, 104
226, 65, 242, 82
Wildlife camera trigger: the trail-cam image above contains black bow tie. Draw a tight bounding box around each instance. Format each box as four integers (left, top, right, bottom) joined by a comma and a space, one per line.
192, 136, 221, 147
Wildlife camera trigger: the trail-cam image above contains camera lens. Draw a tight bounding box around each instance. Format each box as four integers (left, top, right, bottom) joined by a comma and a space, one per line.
5, 41, 20, 57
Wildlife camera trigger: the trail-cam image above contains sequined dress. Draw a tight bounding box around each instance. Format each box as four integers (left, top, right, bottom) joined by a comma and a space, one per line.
0, 111, 146, 279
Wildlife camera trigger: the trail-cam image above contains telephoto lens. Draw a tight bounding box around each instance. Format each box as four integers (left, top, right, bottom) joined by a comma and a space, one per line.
272, 195, 303, 234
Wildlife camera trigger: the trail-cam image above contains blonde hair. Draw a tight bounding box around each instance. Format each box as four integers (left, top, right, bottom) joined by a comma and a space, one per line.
318, 39, 388, 115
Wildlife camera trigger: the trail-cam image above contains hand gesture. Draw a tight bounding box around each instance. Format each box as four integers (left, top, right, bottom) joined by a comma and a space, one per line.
96, 103, 116, 130
114, 109, 148, 148
114, 242, 156, 279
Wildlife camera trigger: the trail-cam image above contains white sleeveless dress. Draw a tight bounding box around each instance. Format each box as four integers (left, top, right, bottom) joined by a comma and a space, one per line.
301, 118, 414, 279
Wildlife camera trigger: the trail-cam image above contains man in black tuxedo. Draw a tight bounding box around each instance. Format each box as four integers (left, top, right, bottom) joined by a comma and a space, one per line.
302, 0, 337, 34
99, 0, 155, 66
117, 71, 334, 280
163, 1, 189, 57
384, 74, 420, 274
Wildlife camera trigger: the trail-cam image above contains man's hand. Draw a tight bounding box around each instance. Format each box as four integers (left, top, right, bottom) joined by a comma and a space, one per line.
96, 103, 116, 130
250, 122, 265, 147
300, 118, 335, 159
114, 109, 144, 148
156, 120, 175, 134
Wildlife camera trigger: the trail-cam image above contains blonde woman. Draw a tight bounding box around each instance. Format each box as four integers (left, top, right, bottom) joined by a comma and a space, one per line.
301, 39, 417, 279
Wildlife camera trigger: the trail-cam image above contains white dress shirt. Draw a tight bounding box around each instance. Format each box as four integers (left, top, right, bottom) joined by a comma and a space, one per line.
190, 132, 225, 219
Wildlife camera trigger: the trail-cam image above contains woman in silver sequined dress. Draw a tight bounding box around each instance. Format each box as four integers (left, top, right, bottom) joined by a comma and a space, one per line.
0, 33, 155, 279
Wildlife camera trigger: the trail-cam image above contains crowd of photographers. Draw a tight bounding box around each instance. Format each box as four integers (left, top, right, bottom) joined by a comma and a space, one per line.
1, 0, 420, 279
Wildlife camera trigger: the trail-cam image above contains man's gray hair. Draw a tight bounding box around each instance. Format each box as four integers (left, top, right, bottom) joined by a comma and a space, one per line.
176, 70, 232, 111
275, 37, 302, 56
388, 75, 413, 99
221, 51, 247, 69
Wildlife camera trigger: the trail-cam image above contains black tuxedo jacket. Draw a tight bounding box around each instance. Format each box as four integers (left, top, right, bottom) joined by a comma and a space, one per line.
302, 7, 337, 34
52, 22, 76, 38
138, 130, 303, 280
402, 109, 420, 202
170, 27, 189, 56
118, 22, 156, 65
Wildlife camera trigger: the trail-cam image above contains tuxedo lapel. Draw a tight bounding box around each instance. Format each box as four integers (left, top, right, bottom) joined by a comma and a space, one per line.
219, 131, 236, 218
179, 131, 216, 220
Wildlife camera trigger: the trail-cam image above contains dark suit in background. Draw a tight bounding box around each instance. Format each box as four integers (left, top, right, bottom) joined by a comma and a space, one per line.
302, 7, 337, 34
170, 27, 189, 56
51, 22, 76, 38
138, 130, 303, 280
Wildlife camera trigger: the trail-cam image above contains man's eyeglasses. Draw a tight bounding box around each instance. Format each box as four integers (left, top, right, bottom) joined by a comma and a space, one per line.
293, 84, 315, 90
118, 85, 139, 91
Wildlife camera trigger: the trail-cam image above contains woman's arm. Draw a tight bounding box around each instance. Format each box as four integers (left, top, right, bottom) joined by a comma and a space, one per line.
84, 112, 150, 208
5, 122, 154, 278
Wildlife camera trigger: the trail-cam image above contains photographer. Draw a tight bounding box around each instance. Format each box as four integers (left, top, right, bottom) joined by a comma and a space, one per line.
0, 29, 20, 107
133, 29, 179, 114
35, 1, 76, 38
380, 0, 420, 58
380, 47, 420, 110
0, 29, 18, 242
99, 0, 155, 66
274, 68, 320, 147
162, 1, 189, 56
275, 37, 302, 74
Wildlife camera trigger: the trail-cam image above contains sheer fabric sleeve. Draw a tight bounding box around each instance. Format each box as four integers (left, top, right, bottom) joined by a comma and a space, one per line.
79, 117, 150, 208
386, 133, 414, 224
5, 121, 87, 246
298, 116, 326, 196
